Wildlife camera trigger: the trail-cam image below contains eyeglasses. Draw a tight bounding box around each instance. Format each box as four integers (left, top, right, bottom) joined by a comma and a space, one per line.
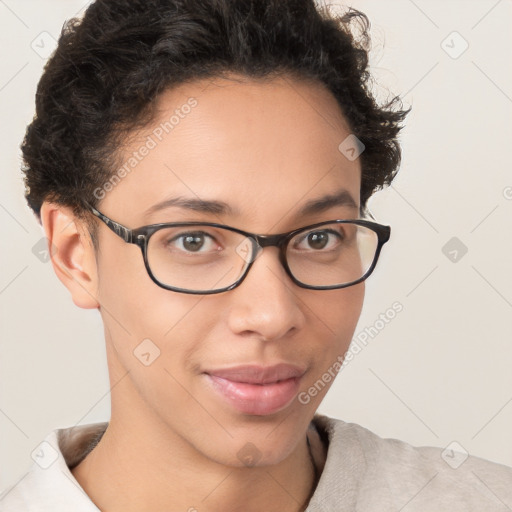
86, 204, 390, 295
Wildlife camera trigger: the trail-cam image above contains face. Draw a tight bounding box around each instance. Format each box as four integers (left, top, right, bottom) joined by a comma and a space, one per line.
89, 74, 364, 466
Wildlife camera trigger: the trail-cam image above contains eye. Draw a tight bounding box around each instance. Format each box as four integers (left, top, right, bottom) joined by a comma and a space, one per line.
166, 230, 221, 254
293, 228, 344, 251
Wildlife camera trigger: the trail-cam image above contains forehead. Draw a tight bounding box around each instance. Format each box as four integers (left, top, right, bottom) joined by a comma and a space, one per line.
102, 73, 361, 229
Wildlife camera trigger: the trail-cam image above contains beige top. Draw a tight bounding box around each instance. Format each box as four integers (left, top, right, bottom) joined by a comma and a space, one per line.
1, 414, 511, 511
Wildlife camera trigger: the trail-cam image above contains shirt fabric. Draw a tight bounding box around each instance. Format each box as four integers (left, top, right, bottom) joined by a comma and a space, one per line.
1, 413, 511, 511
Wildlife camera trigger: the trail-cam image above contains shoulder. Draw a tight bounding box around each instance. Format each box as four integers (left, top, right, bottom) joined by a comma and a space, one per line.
307, 414, 512, 512
0, 423, 107, 512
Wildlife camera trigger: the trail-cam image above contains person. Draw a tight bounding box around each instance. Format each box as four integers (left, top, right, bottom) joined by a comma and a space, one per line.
1, 0, 511, 510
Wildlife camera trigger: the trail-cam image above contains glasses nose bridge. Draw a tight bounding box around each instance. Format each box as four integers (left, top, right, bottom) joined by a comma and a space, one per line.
254, 232, 287, 248
247, 233, 290, 266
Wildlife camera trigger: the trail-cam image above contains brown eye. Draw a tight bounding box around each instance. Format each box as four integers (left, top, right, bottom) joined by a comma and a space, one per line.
293, 229, 343, 251
168, 232, 216, 253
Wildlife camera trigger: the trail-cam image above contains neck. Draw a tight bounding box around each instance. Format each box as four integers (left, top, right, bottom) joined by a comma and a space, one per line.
71, 421, 319, 512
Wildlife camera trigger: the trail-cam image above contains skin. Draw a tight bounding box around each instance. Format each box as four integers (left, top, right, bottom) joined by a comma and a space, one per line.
40, 73, 365, 512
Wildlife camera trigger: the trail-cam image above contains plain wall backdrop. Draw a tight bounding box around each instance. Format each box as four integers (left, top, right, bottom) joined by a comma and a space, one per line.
1, 0, 511, 491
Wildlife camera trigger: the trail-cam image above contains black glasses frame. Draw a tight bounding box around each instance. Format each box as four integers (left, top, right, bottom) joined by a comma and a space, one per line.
87, 204, 390, 295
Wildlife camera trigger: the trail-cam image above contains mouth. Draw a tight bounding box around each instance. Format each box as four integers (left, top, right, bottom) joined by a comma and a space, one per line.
203, 363, 306, 416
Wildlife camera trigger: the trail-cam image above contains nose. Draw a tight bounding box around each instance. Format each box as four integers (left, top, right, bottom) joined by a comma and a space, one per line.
226, 246, 306, 341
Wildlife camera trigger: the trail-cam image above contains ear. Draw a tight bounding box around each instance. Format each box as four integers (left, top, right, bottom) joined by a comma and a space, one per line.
40, 202, 100, 309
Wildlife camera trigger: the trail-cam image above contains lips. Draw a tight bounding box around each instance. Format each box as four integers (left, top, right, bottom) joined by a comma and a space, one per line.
204, 364, 306, 415
207, 364, 305, 384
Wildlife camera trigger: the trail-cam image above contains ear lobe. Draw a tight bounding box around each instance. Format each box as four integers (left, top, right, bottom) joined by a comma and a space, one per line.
40, 202, 100, 309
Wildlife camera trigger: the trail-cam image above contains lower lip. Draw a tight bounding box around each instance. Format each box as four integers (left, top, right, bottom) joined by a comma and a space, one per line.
205, 374, 302, 415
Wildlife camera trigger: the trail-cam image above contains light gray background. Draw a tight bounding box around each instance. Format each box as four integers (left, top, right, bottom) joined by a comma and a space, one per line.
1, 0, 511, 491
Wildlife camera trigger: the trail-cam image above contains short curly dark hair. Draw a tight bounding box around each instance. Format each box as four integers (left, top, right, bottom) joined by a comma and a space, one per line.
21, 0, 409, 246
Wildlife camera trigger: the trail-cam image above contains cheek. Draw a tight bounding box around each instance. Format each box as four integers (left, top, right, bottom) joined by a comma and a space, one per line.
301, 283, 364, 395
312, 282, 364, 347
338, 283, 365, 336
95, 240, 205, 365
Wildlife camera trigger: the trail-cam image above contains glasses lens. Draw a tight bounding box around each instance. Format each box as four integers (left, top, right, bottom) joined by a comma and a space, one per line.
147, 225, 252, 292
146, 222, 379, 292
286, 222, 378, 287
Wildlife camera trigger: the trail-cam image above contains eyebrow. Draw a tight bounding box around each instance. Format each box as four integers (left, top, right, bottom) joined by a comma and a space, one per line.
143, 188, 359, 220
